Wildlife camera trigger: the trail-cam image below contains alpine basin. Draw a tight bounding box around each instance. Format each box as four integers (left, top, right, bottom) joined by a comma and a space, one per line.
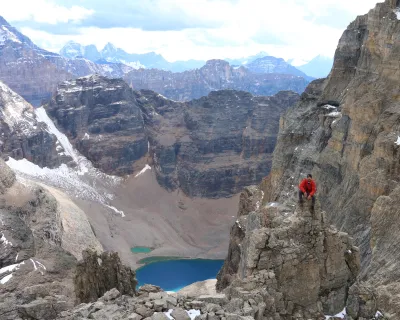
136, 259, 224, 291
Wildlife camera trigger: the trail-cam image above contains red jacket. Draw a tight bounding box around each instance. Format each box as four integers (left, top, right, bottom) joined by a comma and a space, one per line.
299, 179, 316, 196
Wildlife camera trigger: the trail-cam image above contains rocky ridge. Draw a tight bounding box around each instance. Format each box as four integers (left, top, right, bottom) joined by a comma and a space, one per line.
124, 59, 309, 102
0, 80, 65, 168
261, 0, 400, 317
45, 75, 299, 197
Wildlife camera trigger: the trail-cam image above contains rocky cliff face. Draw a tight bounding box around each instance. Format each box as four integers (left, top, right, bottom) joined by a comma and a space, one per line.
46, 75, 299, 197
45, 75, 148, 175
0, 81, 64, 168
74, 249, 137, 303
141, 89, 299, 197
216, 187, 359, 319
124, 59, 309, 102
261, 0, 400, 317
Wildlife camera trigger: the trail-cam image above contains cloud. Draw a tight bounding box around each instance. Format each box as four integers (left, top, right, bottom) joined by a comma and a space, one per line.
3, 0, 383, 62
2, 0, 93, 24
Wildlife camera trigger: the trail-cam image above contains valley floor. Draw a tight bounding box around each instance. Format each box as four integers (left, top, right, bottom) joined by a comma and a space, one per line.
75, 168, 239, 269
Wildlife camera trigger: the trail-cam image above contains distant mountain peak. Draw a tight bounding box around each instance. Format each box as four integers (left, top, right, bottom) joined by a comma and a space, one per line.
0, 16, 10, 26
102, 42, 117, 54
0, 24, 22, 46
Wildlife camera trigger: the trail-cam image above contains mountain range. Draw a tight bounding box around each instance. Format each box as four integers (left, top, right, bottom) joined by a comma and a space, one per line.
0, 15, 311, 105
60, 41, 206, 72
60, 41, 334, 79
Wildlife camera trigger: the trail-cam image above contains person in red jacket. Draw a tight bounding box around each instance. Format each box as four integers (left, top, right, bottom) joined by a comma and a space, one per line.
299, 174, 316, 207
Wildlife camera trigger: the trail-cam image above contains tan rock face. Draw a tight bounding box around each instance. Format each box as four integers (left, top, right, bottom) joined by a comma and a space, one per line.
261, 0, 400, 317
217, 187, 359, 318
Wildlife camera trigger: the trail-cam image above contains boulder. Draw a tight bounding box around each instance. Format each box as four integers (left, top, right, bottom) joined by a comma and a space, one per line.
171, 307, 190, 320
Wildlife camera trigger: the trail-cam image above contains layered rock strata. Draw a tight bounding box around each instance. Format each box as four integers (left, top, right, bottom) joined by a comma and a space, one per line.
45, 75, 147, 175
45, 75, 299, 197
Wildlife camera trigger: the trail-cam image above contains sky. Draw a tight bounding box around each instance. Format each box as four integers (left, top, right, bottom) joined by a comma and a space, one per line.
1, 0, 382, 63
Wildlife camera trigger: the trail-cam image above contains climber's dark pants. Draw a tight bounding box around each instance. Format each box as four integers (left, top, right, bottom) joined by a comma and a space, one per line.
299, 191, 315, 205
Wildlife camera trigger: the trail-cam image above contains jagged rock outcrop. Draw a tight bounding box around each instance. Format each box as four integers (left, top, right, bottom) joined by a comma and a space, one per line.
217, 186, 359, 319
45, 75, 299, 197
0, 80, 63, 167
124, 59, 309, 101
261, 0, 400, 317
74, 249, 137, 303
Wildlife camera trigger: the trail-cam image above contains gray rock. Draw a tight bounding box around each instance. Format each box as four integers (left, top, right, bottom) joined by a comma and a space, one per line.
206, 312, 219, 320
191, 301, 206, 309
138, 285, 163, 295
17, 299, 58, 320
171, 307, 190, 320
166, 296, 178, 308
153, 299, 167, 311
149, 292, 169, 300
102, 288, 121, 301
74, 249, 137, 303
128, 313, 143, 320
136, 305, 155, 318
90, 304, 123, 320
151, 312, 170, 320
197, 294, 228, 305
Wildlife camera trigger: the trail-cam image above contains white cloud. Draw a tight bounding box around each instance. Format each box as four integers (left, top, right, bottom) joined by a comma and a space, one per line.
2, 0, 93, 24
10, 0, 383, 62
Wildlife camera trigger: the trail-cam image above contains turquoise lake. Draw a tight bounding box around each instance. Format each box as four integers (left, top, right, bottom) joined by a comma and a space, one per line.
131, 247, 153, 253
136, 259, 224, 291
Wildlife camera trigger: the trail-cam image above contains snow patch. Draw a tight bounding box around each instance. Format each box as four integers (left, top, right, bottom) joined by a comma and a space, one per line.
35, 107, 81, 167
395, 8, 400, 20
0, 81, 36, 133
326, 111, 342, 118
325, 308, 346, 319
0, 274, 12, 284
0, 263, 19, 275
0, 26, 21, 45
164, 309, 200, 320
267, 202, 279, 207
0, 261, 25, 284
322, 104, 337, 110
395, 136, 400, 146
105, 205, 125, 218
1, 234, 12, 246
135, 164, 151, 177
